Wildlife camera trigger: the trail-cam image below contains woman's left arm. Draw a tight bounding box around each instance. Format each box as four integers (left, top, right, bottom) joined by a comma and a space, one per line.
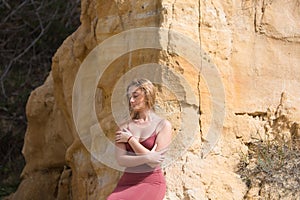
145, 120, 172, 168
115, 120, 172, 154
150, 120, 172, 151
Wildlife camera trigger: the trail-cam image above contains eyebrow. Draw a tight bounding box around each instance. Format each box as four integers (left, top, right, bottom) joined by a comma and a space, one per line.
127, 90, 139, 98
132, 91, 140, 96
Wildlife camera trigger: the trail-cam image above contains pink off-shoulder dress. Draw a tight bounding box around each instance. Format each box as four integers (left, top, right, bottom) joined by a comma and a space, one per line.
106, 131, 166, 200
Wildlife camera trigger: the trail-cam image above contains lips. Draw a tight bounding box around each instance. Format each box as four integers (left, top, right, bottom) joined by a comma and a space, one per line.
130, 103, 137, 108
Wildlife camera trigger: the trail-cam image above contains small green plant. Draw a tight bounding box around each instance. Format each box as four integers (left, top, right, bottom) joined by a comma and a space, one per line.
255, 140, 288, 173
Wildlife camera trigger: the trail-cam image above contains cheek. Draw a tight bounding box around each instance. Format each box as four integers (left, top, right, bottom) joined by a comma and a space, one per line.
138, 97, 146, 105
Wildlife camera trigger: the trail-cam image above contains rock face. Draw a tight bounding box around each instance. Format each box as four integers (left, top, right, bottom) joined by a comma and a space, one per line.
7, 0, 300, 199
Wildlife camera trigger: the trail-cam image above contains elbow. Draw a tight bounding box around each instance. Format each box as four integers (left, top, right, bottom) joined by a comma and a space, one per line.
117, 160, 126, 167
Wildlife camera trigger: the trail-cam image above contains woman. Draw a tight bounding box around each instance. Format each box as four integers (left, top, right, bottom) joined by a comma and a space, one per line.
107, 79, 172, 200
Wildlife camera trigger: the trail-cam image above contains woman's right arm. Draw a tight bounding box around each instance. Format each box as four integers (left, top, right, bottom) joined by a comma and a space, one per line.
115, 142, 165, 167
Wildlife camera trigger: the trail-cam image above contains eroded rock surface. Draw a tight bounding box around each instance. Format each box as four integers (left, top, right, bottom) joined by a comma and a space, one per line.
6, 0, 300, 199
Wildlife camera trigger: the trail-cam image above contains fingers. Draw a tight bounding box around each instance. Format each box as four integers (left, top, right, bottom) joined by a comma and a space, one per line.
158, 147, 168, 155
115, 131, 126, 143
115, 134, 121, 143
159, 154, 165, 162
123, 128, 130, 132
147, 153, 165, 168
148, 148, 166, 162
115, 131, 122, 136
115, 129, 127, 134
117, 129, 132, 137
122, 128, 132, 135
115, 129, 133, 143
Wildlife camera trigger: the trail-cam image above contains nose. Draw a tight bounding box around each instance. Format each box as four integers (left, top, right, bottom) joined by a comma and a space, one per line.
130, 96, 134, 103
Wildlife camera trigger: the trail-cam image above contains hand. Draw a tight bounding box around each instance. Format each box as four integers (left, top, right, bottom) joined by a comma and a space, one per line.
146, 144, 168, 168
115, 128, 133, 143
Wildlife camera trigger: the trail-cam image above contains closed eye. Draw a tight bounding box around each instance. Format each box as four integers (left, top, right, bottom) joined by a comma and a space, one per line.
132, 92, 140, 98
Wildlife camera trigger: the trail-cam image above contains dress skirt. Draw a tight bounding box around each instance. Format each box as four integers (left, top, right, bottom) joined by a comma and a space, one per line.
106, 168, 166, 200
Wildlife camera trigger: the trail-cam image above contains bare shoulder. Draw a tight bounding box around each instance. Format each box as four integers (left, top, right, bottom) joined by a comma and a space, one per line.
161, 119, 172, 129
156, 118, 172, 133
155, 119, 172, 148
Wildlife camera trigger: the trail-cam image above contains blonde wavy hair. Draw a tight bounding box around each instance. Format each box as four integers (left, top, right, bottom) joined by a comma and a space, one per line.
126, 78, 156, 119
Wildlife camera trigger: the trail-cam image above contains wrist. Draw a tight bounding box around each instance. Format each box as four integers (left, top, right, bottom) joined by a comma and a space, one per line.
127, 136, 133, 143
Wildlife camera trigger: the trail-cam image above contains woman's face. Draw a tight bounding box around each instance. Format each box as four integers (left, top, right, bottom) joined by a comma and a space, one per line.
128, 86, 147, 111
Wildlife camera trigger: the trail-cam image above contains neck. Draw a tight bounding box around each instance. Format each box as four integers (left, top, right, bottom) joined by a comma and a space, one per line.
135, 109, 152, 122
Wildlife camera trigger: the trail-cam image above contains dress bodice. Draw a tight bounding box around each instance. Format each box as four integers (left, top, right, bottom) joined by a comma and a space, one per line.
125, 131, 157, 153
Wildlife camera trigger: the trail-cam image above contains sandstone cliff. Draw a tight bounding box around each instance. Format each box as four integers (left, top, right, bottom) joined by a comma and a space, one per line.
6, 0, 300, 199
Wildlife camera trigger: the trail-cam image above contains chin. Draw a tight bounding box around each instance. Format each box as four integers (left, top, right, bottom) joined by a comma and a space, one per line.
132, 108, 141, 112
131, 106, 145, 112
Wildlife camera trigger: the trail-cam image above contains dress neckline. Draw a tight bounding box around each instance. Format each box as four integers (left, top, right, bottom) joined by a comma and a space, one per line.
127, 118, 163, 143
139, 131, 157, 143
